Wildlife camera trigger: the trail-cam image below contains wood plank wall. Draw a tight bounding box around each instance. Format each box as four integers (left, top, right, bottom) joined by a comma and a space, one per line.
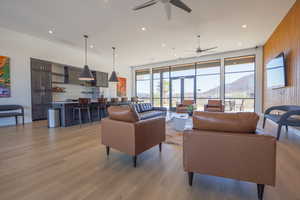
263, 0, 300, 110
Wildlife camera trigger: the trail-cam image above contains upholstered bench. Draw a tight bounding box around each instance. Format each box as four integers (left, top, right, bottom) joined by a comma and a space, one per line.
0, 105, 24, 125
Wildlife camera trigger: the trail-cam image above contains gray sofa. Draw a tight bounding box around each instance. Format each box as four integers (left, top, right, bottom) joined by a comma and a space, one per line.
132, 103, 167, 120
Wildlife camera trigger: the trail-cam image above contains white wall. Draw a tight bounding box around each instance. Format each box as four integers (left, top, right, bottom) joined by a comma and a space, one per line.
131, 47, 264, 113
0, 27, 131, 126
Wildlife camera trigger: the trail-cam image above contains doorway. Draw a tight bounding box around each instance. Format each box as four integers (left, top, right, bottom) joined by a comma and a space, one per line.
170, 76, 195, 109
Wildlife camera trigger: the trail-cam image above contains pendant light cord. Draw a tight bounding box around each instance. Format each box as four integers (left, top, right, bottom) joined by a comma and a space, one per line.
112, 47, 116, 70
84, 35, 88, 66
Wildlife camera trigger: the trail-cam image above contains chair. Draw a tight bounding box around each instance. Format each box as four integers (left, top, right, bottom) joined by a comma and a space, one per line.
101, 105, 166, 167
121, 97, 128, 102
204, 100, 224, 112
97, 98, 108, 119
110, 98, 119, 103
73, 98, 91, 126
263, 105, 300, 140
184, 111, 276, 200
176, 100, 195, 113
131, 97, 139, 104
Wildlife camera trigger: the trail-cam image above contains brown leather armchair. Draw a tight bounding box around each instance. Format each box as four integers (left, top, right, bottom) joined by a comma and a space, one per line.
176, 100, 195, 113
204, 100, 224, 112
183, 111, 276, 200
101, 105, 166, 167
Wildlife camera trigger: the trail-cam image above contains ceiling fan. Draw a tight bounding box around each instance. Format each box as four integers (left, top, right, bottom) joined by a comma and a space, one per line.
186, 35, 218, 54
133, 0, 192, 20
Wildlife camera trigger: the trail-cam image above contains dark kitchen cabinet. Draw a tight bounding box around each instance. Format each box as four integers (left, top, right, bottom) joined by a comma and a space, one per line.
65, 66, 84, 85
92, 71, 109, 87
31, 58, 52, 121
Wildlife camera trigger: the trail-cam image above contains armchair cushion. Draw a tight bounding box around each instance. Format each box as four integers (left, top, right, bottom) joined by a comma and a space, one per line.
193, 111, 259, 133
108, 105, 139, 122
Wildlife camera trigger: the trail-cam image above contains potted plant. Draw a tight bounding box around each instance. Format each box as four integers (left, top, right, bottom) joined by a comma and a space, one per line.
187, 105, 194, 116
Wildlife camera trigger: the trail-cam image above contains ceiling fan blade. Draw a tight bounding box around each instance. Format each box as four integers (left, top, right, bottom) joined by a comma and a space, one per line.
133, 0, 157, 11
184, 50, 196, 52
201, 47, 218, 52
170, 0, 192, 13
164, 2, 172, 20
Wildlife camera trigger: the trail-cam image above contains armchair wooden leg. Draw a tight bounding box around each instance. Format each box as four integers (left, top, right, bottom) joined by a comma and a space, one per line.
133, 156, 137, 168
277, 124, 282, 140
159, 143, 162, 152
106, 146, 110, 157
257, 184, 265, 200
188, 172, 194, 186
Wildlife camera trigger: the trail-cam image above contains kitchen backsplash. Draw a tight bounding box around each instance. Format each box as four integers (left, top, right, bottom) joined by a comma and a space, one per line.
52, 83, 108, 101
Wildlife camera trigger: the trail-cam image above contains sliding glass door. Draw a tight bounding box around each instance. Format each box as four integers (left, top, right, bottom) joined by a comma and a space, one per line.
170, 76, 195, 109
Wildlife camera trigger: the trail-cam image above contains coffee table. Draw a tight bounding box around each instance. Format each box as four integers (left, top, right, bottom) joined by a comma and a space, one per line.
172, 113, 189, 132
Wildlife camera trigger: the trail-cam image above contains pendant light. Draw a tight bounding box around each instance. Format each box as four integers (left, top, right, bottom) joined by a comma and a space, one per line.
109, 47, 119, 82
79, 35, 94, 81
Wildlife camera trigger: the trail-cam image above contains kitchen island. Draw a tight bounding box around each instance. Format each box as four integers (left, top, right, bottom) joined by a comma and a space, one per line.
52, 101, 131, 127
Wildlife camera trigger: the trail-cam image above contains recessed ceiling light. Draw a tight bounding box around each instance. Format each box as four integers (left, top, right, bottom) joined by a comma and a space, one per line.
161, 43, 166, 47
141, 27, 146, 31
90, 45, 94, 49
48, 30, 54, 34
242, 24, 247, 29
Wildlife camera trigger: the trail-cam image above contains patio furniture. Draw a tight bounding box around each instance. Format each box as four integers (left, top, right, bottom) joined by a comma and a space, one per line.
263, 105, 300, 140
204, 100, 224, 112
176, 100, 195, 113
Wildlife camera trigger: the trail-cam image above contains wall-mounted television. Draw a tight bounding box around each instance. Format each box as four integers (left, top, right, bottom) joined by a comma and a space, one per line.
266, 52, 287, 89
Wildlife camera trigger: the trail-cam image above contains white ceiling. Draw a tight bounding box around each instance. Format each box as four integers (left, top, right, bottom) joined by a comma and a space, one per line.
0, 0, 295, 68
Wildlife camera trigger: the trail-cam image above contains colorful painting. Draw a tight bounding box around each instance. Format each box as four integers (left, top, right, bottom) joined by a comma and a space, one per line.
0, 56, 10, 97
117, 77, 126, 97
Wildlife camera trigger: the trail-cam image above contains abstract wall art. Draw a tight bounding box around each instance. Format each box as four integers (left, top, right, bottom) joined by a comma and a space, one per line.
117, 77, 126, 97
0, 56, 10, 97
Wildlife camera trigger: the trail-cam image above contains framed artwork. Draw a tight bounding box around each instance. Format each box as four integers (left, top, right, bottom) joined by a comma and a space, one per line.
117, 77, 126, 97
0, 56, 10, 97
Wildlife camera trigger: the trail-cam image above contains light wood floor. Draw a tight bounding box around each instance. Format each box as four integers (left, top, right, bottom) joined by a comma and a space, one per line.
0, 119, 299, 200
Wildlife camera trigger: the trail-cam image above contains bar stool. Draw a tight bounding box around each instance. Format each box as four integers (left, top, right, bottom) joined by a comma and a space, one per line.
73, 98, 91, 126
110, 98, 119, 104
97, 98, 107, 119
121, 97, 128, 102
131, 97, 138, 104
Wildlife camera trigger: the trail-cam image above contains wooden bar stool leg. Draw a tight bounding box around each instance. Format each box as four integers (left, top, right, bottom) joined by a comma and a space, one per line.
98, 107, 101, 121
87, 108, 91, 122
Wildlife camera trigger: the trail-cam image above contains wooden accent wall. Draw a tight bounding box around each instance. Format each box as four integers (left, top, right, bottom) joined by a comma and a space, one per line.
263, 0, 300, 110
